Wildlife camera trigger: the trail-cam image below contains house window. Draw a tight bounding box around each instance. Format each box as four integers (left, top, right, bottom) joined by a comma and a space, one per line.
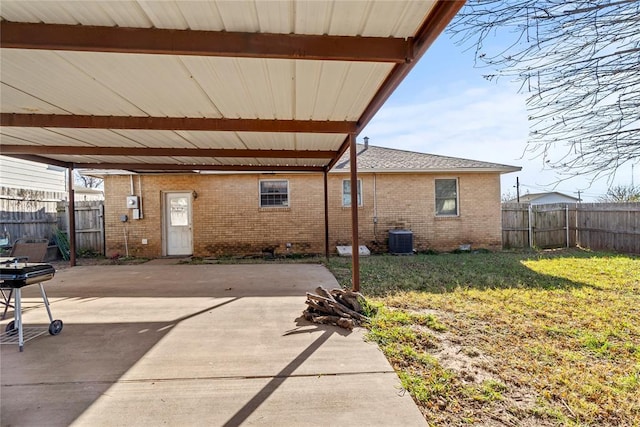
260, 180, 289, 207
435, 179, 458, 216
342, 179, 362, 207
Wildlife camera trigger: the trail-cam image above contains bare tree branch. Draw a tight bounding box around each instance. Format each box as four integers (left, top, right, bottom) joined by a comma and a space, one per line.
75, 171, 103, 189
449, 0, 640, 182
598, 184, 640, 202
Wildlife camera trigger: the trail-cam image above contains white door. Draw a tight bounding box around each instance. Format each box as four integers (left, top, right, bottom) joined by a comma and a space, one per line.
165, 192, 193, 256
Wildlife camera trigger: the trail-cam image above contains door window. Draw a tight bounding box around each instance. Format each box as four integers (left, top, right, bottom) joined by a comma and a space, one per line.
170, 197, 189, 226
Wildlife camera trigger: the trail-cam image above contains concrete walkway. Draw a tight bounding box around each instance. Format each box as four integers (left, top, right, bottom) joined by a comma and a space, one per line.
1, 263, 426, 426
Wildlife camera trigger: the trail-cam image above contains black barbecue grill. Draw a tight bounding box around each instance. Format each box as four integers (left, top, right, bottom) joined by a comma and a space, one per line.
0, 257, 63, 351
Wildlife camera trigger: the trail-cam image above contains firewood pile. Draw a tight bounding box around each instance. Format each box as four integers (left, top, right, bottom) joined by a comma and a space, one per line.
302, 286, 369, 330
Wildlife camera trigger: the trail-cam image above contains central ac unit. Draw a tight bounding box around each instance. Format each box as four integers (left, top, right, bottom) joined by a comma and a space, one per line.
388, 230, 413, 254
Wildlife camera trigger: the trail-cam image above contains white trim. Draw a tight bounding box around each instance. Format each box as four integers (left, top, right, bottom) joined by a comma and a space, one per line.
435, 178, 459, 217
161, 191, 194, 256
331, 167, 521, 174
85, 167, 521, 177
342, 178, 363, 207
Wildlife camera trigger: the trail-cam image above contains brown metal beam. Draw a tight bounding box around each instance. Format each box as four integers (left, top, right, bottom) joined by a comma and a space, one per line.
71, 163, 325, 172
0, 145, 335, 159
1, 21, 410, 63
349, 134, 360, 292
1, 113, 356, 134
356, 0, 466, 133
323, 170, 330, 259
67, 165, 76, 267
326, 135, 351, 171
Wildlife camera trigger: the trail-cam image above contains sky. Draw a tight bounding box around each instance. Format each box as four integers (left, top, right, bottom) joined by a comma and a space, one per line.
360, 29, 637, 202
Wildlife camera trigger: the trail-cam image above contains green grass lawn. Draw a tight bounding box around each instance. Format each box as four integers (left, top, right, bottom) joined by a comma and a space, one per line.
325, 249, 640, 426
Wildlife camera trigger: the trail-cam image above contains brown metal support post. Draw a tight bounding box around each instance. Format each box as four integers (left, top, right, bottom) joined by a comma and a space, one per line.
323, 170, 330, 259
349, 134, 360, 292
67, 166, 76, 267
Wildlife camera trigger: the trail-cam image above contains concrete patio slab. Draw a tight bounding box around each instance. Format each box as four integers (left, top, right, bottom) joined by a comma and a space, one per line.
1, 264, 426, 426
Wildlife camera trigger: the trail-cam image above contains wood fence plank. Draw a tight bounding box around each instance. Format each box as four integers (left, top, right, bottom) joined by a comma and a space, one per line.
0, 186, 104, 256
502, 202, 640, 254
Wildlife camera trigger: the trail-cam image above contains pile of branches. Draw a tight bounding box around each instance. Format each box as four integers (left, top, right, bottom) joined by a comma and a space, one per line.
302, 286, 369, 330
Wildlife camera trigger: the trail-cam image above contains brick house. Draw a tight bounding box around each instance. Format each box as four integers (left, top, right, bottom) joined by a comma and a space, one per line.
99, 144, 520, 258
0, 0, 468, 290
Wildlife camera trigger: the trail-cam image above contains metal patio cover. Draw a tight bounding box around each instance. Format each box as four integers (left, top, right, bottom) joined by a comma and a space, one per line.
0, 0, 464, 173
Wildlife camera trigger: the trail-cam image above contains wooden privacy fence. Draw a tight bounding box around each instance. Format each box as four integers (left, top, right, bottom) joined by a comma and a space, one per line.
0, 186, 64, 246
0, 187, 105, 256
58, 200, 105, 255
502, 202, 640, 254
577, 203, 640, 254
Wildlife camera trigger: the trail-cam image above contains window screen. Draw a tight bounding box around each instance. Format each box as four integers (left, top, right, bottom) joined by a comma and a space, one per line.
260, 180, 289, 207
342, 179, 362, 207
435, 179, 458, 216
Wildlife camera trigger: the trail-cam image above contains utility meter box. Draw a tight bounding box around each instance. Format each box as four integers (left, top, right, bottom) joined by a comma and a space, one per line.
126, 195, 139, 209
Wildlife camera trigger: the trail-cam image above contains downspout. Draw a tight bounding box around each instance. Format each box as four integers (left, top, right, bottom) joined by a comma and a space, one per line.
373, 173, 378, 239
349, 134, 360, 292
138, 175, 144, 219
68, 165, 76, 267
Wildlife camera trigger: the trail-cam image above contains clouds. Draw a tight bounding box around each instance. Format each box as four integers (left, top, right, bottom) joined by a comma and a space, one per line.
361, 81, 633, 201
357, 28, 639, 201
366, 85, 526, 160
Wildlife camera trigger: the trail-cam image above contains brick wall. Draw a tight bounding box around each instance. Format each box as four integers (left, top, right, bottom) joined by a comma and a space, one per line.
329, 172, 503, 252
104, 174, 326, 258
104, 171, 503, 258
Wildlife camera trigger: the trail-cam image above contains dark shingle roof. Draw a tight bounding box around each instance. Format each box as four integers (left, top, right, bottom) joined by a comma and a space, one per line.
331, 144, 520, 173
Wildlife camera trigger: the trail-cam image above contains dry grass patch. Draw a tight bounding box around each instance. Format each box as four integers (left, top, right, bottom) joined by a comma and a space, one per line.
326, 249, 640, 426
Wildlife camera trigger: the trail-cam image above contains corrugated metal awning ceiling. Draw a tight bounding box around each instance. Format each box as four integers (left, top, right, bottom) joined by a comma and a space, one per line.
0, 0, 465, 173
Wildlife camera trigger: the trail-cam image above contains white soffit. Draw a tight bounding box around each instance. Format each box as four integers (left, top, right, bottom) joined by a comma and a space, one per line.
0, 83, 69, 115
1, 50, 393, 121
0, 0, 458, 172
0, 1, 435, 37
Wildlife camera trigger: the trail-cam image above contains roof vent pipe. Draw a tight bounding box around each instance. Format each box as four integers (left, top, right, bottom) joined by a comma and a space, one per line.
363, 136, 369, 150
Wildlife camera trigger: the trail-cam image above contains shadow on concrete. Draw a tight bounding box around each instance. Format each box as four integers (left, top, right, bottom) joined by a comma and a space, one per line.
219, 319, 356, 426
1, 264, 348, 426
1, 297, 241, 426
222, 328, 335, 427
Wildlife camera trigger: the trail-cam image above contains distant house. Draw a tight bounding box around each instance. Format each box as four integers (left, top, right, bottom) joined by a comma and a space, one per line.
509, 192, 580, 205
0, 156, 68, 245
0, 156, 66, 194
96, 144, 520, 258
75, 187, 104, 201
0, 156, 104, 200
